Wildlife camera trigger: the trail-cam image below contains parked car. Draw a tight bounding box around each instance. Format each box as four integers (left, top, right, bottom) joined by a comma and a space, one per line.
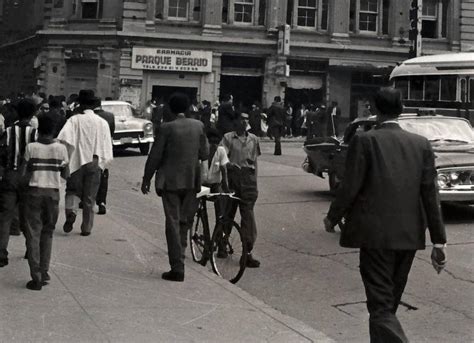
101, 100, 154, 155
303, 115, 474, 203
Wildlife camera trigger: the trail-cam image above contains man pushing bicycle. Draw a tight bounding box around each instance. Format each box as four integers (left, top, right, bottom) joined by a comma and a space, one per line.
220, 112, 261, 268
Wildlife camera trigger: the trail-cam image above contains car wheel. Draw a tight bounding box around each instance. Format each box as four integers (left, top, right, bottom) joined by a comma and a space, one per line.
328, 172, 341, 192
139, 143, 150, 155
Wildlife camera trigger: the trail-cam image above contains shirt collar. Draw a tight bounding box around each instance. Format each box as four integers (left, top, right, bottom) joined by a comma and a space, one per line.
176, 113, 185, 118
83, 109, 95, 115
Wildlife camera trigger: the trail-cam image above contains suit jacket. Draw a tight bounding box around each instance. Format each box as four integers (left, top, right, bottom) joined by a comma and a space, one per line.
143, 114, 209, 195
267, 102, 286, 128
327, 123, 446, 250
216, 102, 236, 134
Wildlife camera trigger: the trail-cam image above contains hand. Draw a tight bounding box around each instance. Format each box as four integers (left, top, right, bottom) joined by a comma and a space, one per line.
431, 246, 447, 274
324, 216, 336, 233
141, 179, 150, 195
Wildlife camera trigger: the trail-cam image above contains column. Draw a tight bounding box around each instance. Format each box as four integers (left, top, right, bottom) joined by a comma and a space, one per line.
202, 0, 222, 35
329, 0, 351, 42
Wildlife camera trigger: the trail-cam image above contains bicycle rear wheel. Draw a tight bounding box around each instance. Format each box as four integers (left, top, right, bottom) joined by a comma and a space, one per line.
210, 221, 247, 284
189, 208, 209, 265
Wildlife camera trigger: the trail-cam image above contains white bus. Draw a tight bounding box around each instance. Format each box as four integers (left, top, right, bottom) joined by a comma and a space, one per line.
390, 52, 474, 124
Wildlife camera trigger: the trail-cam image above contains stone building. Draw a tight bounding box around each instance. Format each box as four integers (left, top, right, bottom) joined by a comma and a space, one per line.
0, 0, 466, 119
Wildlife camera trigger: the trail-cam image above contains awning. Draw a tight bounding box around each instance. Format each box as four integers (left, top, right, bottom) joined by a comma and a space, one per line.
329, 59, 395, 70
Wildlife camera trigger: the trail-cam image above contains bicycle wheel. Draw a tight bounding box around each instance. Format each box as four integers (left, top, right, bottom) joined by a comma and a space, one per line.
210, 221, 247, 284
189, 207, 209, 265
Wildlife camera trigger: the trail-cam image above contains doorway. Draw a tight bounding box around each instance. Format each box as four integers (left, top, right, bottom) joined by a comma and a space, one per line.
152, 86, 198, 104
220, 75, 263, 113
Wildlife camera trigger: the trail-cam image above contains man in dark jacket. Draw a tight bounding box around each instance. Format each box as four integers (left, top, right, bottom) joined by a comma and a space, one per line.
216, 94, 236, 136
93, 98, 115, 215
141, 92, 209, 282
266, 96, 286, 155
324, 88, 447, 343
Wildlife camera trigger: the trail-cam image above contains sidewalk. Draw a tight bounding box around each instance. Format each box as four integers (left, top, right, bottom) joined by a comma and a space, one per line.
0, 208, 333, 342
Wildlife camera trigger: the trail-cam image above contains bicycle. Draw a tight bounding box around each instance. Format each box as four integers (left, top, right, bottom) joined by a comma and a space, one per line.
189, 189, 248, 284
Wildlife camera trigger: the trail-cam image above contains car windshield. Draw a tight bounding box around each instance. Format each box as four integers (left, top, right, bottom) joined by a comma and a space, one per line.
398, 118, 474, 144
102, 104, 133, 117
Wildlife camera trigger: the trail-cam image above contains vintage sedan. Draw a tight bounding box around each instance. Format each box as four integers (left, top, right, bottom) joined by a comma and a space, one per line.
303, 115, 474, 203
101, 100, 154, 155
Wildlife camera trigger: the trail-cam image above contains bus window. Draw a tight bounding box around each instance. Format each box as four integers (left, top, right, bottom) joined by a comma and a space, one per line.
460, 78, 467, 103
440, 76, 457, 101
395, 78, 409, 99
425, 76, 440, 101
410, 77, 424, 100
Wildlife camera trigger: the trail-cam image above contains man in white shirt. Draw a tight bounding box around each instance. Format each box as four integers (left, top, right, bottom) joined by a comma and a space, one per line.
57, 90, 113, 236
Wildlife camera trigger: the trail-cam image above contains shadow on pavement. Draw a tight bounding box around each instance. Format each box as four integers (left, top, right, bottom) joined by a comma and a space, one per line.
441, 203, 474, 224
113, 148, 143, 158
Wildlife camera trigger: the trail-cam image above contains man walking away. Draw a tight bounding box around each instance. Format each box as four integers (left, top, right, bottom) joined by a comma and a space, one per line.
93, 97, 115, 215
266, 96, 286, 155
141, 92, 209, 282
0, 99, 37, 267
324, 87, 447, 343
58, 90, 113, 236
221, 113, 261, 268
22, 112, 69, 290
216, 94, 236, 136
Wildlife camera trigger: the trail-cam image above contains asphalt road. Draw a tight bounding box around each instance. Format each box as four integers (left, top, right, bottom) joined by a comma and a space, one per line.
108, 141, 474, 343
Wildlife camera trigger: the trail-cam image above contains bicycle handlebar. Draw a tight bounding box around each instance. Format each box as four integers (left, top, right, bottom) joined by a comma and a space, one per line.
206, 192, 242, 201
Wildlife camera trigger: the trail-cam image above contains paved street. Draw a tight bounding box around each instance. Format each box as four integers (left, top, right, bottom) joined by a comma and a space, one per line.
107, 140, 474, 342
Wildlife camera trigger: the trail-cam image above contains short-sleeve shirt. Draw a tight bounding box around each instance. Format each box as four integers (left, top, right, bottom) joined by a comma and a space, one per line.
220, 131, 261, 169
24, 140, 69, 189
205, 146, 229, 184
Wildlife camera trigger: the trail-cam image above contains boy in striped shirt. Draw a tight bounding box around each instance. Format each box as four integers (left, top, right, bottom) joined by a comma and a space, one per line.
22, 112, 69, 290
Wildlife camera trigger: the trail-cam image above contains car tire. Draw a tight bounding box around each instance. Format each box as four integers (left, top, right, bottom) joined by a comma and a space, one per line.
328, 172, 341, 192
139, 143, 150, 155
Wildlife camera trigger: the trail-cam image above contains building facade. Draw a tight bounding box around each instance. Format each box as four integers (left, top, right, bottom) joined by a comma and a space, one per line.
0, 0, 466, 119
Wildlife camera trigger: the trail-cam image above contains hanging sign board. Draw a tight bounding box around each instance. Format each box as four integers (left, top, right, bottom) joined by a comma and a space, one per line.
132, 47, 213, 73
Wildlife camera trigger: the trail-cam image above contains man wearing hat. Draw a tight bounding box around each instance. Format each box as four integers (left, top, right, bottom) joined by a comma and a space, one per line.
57, 90, 113, 236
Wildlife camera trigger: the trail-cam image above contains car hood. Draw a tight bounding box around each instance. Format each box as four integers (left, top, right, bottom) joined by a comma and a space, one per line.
433, 143, 474, 168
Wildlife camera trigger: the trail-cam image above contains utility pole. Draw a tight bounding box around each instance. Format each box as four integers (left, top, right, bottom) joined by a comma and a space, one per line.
408, 0, 423, 58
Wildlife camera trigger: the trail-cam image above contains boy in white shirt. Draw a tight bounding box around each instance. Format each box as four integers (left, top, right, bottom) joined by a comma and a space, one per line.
22, 113, 69, 290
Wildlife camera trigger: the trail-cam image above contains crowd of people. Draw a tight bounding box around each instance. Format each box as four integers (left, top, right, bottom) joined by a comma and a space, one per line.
0, 90, 113, 290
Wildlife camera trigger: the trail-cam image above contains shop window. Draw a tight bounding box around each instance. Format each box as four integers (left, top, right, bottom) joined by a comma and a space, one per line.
81, 0, 102, 19
349, 0, 389, 35
421, 0, 448, 38
222, 0, 265, 26
287, 0, 328, 30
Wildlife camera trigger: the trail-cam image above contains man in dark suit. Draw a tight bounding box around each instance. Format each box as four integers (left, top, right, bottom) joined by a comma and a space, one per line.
216, 94, 236, 136
141, 93, 209, 282
324, 88, 447, 343
266, 96, 286, 155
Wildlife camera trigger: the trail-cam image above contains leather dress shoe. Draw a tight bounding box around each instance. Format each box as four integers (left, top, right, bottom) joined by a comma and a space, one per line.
97, 203, 106, 215
63, 212, 76, 233
245, 254, 260, 268
0, 258, 8, 268
41, 272, 50, 285
26, 280, 42, 291
161, 271, 184, 282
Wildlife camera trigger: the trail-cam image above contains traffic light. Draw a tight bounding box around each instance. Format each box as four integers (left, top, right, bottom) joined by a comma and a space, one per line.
409, 0, 418, 41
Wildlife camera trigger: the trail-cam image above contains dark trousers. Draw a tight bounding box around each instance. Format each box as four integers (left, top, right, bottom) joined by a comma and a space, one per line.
225, 168, 258, 253
65, 160, 101, 234
161, 189, 199, 274
0, 170, 27, 260
96, 168, 109, 206
270, 126, 282, 155
360, 248, 416, 343
24, 190, 59, 283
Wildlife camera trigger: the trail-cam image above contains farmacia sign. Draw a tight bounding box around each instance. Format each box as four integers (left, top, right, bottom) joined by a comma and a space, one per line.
132, 47, 212, 73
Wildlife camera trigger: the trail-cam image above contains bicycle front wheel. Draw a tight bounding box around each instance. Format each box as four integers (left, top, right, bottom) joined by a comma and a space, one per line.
210, 221, 247, 284
189, 210, 209, 265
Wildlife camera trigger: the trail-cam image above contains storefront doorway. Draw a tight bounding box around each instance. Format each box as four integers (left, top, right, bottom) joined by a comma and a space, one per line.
220, 75, 263, 113
285, 87, 324, 109
152, 85, 198, 104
